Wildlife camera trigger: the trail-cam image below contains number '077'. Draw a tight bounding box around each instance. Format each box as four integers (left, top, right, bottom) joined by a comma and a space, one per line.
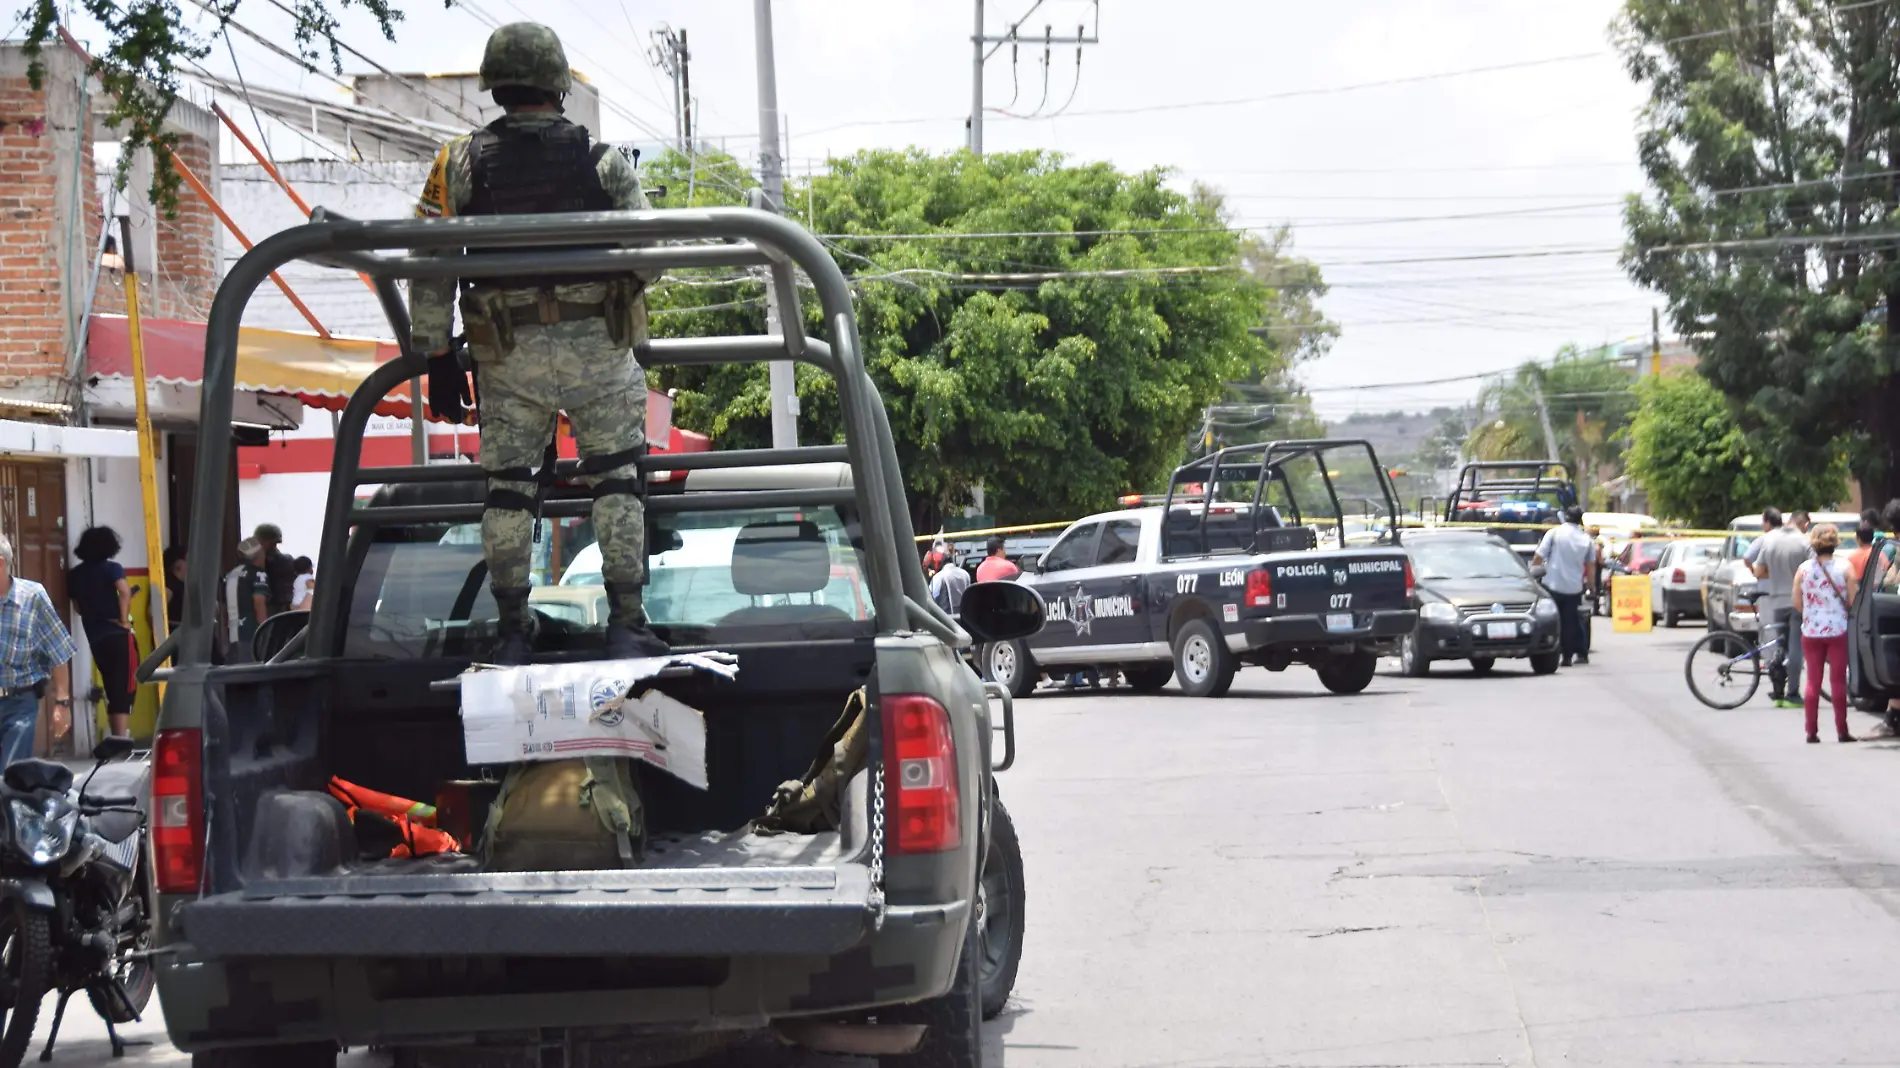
1329, 593, 1352, 609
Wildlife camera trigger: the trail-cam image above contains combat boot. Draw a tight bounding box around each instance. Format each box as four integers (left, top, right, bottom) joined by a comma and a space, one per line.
491, 585, 533, 665
604, 581, 669, 660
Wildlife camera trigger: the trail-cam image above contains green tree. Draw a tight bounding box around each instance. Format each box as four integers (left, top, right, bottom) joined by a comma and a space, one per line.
653, 149, 1326, 530
1626, 371, 1846, 528
1463, 345, 1638, 496
1616, 0, 1900, 502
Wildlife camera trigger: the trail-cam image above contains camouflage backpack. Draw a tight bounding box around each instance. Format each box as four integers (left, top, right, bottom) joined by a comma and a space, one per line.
756, 688, 868, 835
481, 756, 643, 871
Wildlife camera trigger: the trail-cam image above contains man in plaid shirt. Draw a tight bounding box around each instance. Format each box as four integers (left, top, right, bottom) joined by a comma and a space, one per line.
0, 534, 74, 770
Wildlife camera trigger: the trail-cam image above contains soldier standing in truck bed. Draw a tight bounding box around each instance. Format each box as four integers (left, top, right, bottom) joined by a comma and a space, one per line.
409, 21, 666, 664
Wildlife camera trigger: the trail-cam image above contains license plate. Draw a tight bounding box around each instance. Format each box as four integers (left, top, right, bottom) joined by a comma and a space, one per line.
1485, 622, 1516, 640
1325, 613, 1353, 632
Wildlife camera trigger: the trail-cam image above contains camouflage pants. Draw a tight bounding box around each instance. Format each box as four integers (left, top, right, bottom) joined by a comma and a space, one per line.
475, 312, 646, 623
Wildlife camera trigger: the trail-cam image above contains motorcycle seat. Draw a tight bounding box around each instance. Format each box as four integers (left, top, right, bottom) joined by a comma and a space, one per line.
90, 808, 141, 845
82, 760, 149, 845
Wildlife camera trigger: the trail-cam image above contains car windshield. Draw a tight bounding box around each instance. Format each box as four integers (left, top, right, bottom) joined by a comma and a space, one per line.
1408, 539, 1526, 580
343, 502, 868, 657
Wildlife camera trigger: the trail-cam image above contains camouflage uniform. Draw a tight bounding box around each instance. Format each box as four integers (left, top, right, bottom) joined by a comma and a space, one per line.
410, 23, 660, 657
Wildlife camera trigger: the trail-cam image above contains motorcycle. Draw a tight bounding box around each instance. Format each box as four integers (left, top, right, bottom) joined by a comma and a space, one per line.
0, 736, 152, 1065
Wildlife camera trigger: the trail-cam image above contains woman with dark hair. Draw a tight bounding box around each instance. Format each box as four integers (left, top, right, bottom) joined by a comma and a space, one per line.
69, 526, 135, 738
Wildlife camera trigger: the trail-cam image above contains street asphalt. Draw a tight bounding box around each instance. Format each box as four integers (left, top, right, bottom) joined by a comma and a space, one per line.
46, 624, 1900, 1067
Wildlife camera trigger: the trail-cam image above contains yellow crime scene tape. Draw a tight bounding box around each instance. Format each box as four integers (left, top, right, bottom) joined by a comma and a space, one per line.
918, 516, 1749, 543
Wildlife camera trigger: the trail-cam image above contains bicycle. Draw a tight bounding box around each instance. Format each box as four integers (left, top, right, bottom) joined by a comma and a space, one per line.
1684, 594, 1830, 709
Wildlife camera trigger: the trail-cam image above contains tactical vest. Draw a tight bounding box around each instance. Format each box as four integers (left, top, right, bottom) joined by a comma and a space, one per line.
461, 117, 623, 291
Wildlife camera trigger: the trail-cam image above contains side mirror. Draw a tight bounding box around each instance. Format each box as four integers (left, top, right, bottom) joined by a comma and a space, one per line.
960, 581, 1046, 643
1019, 556, 1042, 575
91, 735, 135, 763
254, 610, 310, 663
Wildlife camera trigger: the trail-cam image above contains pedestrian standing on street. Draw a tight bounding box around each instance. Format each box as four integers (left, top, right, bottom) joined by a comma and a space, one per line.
976, 536, 1021, 582
1794, 523, 1855, 744
162, 545, 187, 631
252, 523, 297, 617
0, 534, 75, 770
1747, 508, 1812, 708
930, 554, 970, 614
1532, 504, 1594, 667
1845, 510, 1880, 586
291, 556, 315, 612
67, 526, 135, 740
220, 539, 268, 663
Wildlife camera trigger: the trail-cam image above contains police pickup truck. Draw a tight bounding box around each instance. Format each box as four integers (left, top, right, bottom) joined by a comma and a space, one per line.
981, 440, 1418, 699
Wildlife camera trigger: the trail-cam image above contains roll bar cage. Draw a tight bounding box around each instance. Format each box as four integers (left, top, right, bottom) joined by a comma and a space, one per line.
176, 206, 966, 670
1160, 439, 1401, 557
1442, 460, 1576, 521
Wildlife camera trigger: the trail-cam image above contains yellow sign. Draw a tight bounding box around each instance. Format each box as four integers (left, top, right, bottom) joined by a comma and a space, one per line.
1611, 574, 1654, 633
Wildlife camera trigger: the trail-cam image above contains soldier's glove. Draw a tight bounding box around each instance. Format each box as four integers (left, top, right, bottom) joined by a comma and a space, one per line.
426, 338, 474, 425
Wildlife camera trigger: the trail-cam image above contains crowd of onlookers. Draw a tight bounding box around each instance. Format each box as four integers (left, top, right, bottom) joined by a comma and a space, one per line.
0, 520, 316, 768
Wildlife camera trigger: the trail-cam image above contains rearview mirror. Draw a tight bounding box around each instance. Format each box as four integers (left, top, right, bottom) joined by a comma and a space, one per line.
960, 581, 1046, 643
91, 735, 135, 762
254, 610, 310, 663
1018, 556, 1042, 575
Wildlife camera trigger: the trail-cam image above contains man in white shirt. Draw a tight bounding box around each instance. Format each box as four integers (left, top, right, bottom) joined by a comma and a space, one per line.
1533, 505, 1596, 667
1746, 508, 1813, 706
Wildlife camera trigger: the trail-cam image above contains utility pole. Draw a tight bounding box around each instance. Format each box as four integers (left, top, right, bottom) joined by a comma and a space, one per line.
1650, 306, 1662, 377
1531, 382, 1560, 462
651, 26, 691, 152
753, 0, 797, 448
970, 0, 1100, 156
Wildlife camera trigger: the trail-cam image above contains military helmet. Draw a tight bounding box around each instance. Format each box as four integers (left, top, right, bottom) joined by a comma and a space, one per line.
479, 22, 572, 93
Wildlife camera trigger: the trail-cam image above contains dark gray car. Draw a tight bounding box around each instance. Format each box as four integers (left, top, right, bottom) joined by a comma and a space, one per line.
1398, 531, 1562, 677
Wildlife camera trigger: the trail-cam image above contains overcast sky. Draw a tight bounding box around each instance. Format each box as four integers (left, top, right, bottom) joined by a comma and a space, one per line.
114, 0, 1657, 419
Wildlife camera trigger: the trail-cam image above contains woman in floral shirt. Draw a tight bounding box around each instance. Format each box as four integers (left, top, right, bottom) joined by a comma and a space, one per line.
1794, 524, 1854, 744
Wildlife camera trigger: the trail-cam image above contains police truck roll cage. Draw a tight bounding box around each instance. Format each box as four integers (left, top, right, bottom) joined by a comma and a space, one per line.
159, 205, 968, 677
1442, 460, 1577, 521
1160, 438, 1402, 560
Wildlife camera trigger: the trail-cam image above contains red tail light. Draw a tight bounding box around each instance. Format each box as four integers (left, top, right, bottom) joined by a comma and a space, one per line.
880, 695, 960, 854
1245, 568, 1272, 607
152, 729, 204, 894
1403, 558, 1415, 598
1671, 568, 1686, 584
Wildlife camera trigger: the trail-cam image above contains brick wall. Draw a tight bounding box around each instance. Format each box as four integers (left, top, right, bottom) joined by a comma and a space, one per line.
0, 43, 219, 408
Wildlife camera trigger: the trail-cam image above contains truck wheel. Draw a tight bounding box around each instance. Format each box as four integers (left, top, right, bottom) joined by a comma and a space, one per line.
1530, 652, 1561, 675
984, 640, 1036, 700
1172, 618, 1237, 698
1124, 664, 1173, 694
1664, 609, 1680, 628
1399, 631, 1431, 677
1316, 650, 1378, 695
880, 913, 983, 1068
977, 800, 1025, 1020
193, 1044, 337, 1068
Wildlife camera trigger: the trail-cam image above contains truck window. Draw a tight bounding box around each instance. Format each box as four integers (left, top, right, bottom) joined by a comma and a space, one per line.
1040, 523, 1101, 573
343, 505, 869, 657
1096, 520, 1141, 566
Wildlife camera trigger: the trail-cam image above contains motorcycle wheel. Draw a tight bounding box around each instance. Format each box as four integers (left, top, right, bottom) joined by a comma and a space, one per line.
0, 899, 52, 1068
89, 864, 155, 1023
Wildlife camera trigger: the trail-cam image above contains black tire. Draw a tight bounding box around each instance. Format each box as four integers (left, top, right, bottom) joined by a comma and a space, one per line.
1886, 708, 1900, 735
880, 913, 983, 1068
1399, 631, 1431, 678
1685, 630, 1762, 710
1123, 664, 1172, 694
977, 800, 1025, 1020
1316, 650, 1378, 695
1171, 618, 1236, 698
89, 865, 155, 1023
984, 640, 1036, 700
193, 1043, 338, 1068
1468, 657, 1496, 676
1664, 609, 1680, 628
1530, 652, 1561, 675
0, 900, 51, 1068
1854, 693, 1884, 714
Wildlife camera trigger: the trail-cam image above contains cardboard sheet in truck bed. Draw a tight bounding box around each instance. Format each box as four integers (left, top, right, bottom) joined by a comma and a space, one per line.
459, 652, 738, 789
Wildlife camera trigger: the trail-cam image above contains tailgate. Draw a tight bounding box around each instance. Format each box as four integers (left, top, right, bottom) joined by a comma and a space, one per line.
177, 865, 877, 957
1262, 549, 1410, 615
